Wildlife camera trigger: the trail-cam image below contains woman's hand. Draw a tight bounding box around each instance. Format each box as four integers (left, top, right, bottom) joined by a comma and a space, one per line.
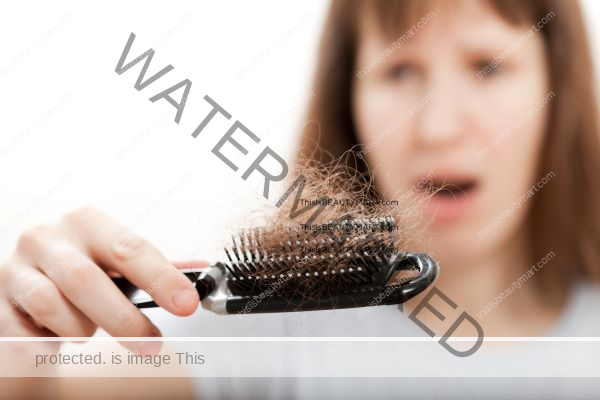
0, 207, 201, 355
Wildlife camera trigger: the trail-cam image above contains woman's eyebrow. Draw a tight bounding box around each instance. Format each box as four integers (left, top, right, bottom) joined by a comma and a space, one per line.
460, 46, 506, 58
458, 23, 534, 50
459, 38, 531, 63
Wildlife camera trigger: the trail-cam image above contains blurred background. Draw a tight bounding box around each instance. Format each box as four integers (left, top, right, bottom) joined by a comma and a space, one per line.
1, 0, 599, 261
0, 0, 331, 263
1, 0, 600, 341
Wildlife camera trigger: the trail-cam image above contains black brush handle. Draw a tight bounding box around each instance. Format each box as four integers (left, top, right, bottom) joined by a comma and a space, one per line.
394, 252, 439, 300
112, 255, 439, 314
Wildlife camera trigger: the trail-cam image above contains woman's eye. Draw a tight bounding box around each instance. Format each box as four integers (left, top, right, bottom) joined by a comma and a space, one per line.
474, 59, 503, 78
386, 64, 417, 80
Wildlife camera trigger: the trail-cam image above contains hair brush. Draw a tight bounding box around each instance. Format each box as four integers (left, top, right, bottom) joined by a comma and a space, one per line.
112, 216, 439, 314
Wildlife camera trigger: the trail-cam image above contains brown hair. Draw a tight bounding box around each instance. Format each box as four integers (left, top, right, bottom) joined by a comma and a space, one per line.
233, 156, 424, 300
298, 0, 600, 295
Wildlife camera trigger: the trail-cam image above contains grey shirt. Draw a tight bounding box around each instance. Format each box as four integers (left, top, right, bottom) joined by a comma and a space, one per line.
148, 281, 600, 399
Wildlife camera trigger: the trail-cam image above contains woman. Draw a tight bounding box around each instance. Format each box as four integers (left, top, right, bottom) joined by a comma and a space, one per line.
298, 0, 600, 338
2, 0, 599, 398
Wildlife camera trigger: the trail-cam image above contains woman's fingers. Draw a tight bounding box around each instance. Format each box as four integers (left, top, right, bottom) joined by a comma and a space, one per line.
0, 300, 53, 337
38, 246, 162, 340
62, 208, 199, 316
38, 248, 163, 355
15, 229, 163, 347
0, 300, 59, 357
1, 207, 180, 356
7, 264, 96, 338
4, 260, 162, 356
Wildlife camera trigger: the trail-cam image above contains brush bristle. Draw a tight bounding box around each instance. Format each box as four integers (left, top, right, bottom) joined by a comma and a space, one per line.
223, 216, 399, 299
221, 153, 428, 303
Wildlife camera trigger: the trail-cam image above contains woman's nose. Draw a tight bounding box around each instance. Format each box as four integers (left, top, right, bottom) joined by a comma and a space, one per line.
415, 80, 465, 147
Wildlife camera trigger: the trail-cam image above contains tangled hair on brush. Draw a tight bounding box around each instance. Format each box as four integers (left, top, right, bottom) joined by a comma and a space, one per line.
224, 152, 430, 301
272, 151, 425, 243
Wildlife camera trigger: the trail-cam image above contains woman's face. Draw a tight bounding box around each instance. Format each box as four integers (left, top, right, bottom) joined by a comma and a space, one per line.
352, 1, 549, 265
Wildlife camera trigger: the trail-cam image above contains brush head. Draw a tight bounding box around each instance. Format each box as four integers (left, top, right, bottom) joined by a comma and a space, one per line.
114, 155, 439, 313
114, 216, 438, 313
222, 216, 412, 302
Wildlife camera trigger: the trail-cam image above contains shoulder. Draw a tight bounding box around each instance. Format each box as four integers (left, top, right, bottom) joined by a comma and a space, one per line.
551, 280, 600, 336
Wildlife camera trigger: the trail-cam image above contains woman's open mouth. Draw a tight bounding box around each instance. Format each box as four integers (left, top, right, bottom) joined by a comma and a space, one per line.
419, 175, 480, 223
427, 179, 478, 198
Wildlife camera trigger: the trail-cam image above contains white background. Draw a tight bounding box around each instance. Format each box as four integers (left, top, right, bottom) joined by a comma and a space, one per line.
0, 0, 329, 261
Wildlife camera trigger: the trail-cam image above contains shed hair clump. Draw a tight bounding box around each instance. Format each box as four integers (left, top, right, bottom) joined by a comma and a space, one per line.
225, 152, 431, 300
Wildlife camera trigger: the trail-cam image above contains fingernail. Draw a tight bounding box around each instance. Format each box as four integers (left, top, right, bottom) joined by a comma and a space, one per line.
172, 287, 196, 309
138, 340, 161, 356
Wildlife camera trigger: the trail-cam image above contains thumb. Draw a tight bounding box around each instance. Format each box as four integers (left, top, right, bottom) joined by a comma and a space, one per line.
172, 260, 210, 270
